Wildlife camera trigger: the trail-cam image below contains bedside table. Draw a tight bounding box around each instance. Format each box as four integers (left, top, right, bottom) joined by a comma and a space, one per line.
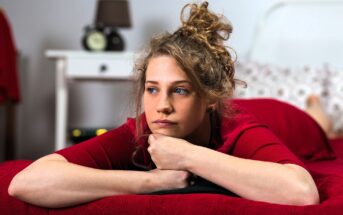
46, 50, 134, 150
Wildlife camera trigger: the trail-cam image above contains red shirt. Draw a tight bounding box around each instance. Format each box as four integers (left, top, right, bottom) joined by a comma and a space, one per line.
55, 107, 305, 170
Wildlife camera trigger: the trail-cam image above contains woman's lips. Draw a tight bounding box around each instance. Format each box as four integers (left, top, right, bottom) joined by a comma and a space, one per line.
153, 120, 177, 128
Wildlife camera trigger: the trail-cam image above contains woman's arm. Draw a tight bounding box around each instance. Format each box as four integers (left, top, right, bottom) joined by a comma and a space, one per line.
184, 146, 319, 205
148, 134, 319, 206
8, 154, 189, 208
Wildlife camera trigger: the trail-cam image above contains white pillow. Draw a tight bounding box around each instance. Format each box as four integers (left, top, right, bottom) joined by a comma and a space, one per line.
234, 60, 328, 110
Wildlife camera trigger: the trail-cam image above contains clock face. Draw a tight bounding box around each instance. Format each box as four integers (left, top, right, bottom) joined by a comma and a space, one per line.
86, 31, 107, 51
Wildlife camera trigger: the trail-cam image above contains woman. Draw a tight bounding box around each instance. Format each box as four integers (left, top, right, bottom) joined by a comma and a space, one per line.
8, 2, 319, 208
305, 94, 343, 139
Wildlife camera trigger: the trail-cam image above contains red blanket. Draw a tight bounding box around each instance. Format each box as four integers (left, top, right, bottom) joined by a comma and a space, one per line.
1, 139, 343, 214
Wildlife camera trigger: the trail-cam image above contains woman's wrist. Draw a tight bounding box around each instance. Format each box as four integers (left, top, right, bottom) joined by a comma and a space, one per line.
181, 143, 203, 172
138, 171, 160, 193
110, 170, 159, 194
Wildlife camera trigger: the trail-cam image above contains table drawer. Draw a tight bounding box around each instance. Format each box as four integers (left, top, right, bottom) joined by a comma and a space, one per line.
67, 57, 133, 79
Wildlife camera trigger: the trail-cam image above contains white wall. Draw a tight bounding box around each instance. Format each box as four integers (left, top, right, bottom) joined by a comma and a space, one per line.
249, 1, 343, 67
0, 0, 277, 160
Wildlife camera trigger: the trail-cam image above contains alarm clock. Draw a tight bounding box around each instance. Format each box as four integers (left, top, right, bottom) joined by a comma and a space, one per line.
82, 24, 125, 51
82, 25, 107, 51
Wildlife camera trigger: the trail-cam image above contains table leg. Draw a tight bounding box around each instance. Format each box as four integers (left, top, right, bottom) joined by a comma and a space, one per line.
55, 59, 68, 151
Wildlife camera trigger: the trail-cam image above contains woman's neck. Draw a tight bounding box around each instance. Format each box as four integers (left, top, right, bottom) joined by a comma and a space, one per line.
186, 113, 212, 147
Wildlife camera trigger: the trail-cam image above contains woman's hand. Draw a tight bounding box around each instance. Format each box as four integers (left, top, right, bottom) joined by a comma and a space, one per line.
148, 169, 190, 192
147, 134, 193, 170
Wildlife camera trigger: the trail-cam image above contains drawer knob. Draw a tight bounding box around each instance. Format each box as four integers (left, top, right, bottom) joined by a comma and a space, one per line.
99, 64, 108, 72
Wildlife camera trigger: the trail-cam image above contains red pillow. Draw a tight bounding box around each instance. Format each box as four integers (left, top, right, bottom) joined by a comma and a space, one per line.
231, 98, 335, 162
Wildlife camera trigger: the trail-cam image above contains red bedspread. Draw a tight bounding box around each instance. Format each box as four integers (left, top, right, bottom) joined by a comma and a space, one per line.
1, 139, 343, 214
307, 139, 343, 176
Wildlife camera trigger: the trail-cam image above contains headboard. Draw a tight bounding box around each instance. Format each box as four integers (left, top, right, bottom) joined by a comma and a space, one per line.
235, 0, 343, 134
247, 0, 343, 67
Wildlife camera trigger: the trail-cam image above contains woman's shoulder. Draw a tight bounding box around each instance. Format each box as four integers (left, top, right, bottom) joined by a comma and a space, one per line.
125, 113, 150, 137
212, 102, 266, 152
218, 101, 265, 137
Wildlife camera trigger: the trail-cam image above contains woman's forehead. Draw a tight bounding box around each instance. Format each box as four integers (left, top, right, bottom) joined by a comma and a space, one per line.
146, 56, 190, 82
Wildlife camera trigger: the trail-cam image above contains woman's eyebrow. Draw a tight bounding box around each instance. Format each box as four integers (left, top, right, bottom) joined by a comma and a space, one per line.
173, 80, 191, 84
145, 80, 158, 84
145, 80, 191, 84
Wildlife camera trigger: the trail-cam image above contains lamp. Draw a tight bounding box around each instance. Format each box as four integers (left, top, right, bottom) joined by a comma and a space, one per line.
82, 0, 131, 51
95, 0, 131, 51
95, 0, 131, 28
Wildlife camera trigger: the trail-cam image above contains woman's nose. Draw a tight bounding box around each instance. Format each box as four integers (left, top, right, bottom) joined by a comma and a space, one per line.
156, 94, 173, 114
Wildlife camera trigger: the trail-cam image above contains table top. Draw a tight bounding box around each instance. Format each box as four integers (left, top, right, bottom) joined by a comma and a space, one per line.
45, 50, 134, 59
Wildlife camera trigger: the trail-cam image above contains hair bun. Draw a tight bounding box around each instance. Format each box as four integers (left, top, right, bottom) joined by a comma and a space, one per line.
180, 1, 232, 46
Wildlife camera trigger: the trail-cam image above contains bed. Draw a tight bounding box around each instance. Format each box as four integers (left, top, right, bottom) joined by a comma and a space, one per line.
235, 0, 343, 134
1, 98, 343, 214
1, 1, 343, 214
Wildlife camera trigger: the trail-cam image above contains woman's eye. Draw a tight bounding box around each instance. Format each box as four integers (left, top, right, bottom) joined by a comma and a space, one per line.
146, 87, 158, 94
174, 87, 189, 95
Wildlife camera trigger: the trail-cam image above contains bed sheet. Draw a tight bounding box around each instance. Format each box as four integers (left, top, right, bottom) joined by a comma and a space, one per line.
307, 138, 343, 176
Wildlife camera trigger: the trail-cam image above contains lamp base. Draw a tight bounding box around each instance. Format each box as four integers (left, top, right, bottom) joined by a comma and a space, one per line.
106, 28, 125, 51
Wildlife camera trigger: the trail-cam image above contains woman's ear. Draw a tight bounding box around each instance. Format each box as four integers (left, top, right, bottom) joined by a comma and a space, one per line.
206, 103, 217, 112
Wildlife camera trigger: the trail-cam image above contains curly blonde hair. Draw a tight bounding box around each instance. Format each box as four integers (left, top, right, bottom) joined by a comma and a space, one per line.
133, 1, 241, 137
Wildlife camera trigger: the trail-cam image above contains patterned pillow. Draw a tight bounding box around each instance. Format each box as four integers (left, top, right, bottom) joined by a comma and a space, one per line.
234, 60, 329, 110
325, 65, 343, 134
233, 60, 343, 133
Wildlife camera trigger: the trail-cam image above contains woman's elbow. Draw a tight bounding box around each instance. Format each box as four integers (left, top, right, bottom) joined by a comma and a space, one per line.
8, 180, 17, 197
293, 182, 320, 205
8, 172, 56, 208
8, 168, 46, 201
8, 173, 27, 199
268, 181, 319, 206
283, 175, 320, 206
282, 164, 319, 205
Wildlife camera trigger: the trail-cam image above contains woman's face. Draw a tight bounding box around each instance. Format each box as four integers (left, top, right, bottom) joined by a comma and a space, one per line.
143, 55, 209, 139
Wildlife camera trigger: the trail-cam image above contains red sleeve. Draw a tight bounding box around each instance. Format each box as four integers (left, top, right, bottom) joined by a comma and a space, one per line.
54, 120, 136, 170
232, 126, 306, 168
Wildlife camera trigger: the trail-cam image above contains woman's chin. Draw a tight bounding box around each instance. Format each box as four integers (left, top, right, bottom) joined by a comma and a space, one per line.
151, 129, 183, 138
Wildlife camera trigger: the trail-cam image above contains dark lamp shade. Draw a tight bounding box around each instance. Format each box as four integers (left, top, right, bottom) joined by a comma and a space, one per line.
95, 0, 131, 28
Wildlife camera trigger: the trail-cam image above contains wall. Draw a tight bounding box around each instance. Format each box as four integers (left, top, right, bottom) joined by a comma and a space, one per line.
249, 1, 343, 67
0, 0, 277, 160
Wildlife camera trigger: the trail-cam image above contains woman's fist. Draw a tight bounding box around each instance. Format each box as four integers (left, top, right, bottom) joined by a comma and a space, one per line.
147, 134, 193, 170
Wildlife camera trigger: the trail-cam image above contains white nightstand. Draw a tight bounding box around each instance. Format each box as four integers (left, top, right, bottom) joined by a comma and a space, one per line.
46, 50, 134, 150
